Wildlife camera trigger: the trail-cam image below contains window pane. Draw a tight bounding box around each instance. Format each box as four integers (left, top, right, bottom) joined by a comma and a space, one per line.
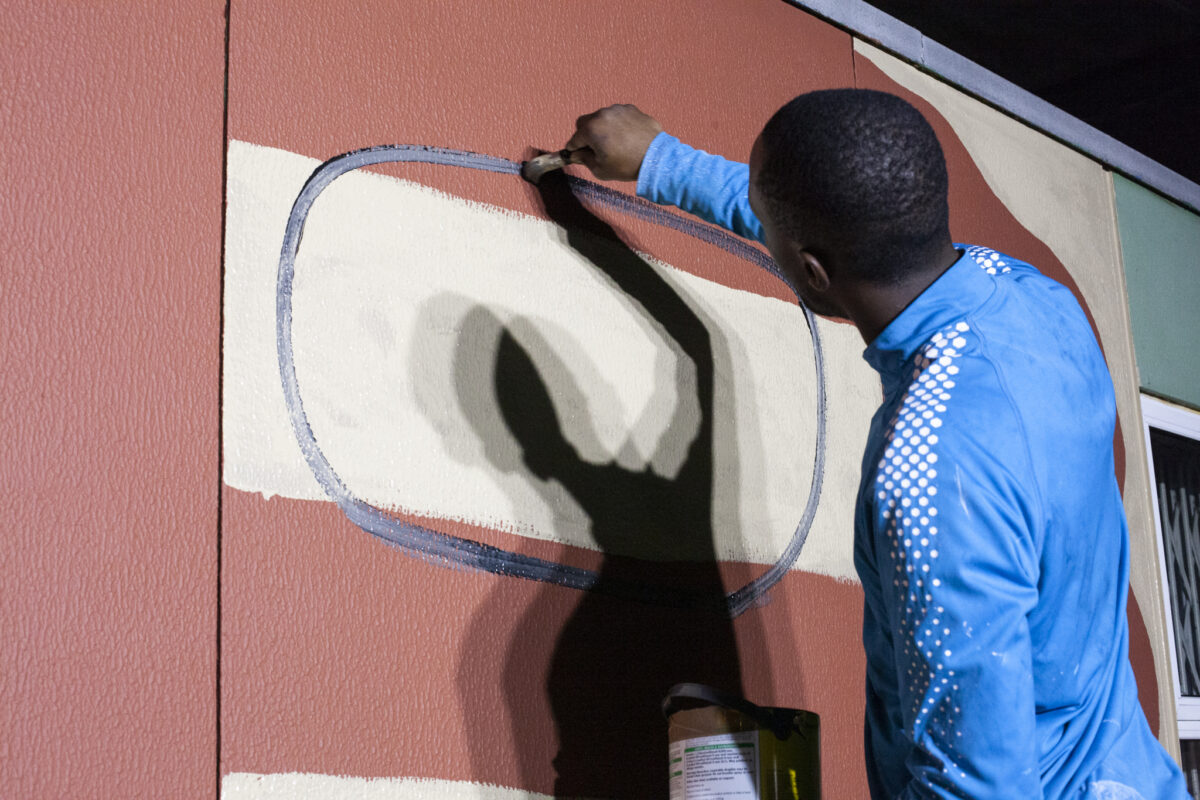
1182, 738, 1200, 799
1151, 426, 1200, 698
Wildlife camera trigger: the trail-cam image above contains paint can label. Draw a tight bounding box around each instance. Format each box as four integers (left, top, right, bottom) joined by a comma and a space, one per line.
668, 731, 760, 799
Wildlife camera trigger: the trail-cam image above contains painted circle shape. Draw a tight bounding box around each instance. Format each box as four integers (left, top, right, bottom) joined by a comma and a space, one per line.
276, 145, 827, 616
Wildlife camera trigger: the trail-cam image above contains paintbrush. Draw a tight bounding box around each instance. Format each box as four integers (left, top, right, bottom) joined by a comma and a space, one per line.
520, 148, 587, 184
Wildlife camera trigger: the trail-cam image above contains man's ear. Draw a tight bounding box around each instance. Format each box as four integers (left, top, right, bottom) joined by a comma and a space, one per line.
799, 248, 831, 293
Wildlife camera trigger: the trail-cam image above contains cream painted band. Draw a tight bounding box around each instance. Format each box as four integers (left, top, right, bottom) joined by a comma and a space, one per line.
223, 140, 878, 580
222, 773, 556, 800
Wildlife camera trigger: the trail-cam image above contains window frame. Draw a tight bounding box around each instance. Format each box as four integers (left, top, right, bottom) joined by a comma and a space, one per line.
1142, 393, 1200, 739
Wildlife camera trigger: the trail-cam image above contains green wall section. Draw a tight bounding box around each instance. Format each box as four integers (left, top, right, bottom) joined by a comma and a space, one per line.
1114, 174, 1200, 409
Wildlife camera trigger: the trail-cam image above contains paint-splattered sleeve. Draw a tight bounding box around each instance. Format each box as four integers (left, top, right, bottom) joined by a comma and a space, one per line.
635, 132, 765, 244
869, 334, 1043, 798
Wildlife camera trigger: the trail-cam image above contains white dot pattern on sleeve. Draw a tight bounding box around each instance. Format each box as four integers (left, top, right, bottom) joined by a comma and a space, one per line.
875, 320, 973, 751
966, 245, 1012, 275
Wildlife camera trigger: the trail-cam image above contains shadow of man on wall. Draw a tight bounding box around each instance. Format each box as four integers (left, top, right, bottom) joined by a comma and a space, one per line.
456, 169, 766, 798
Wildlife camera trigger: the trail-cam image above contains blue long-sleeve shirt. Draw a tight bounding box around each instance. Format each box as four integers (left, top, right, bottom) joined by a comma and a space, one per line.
637, 132, 1187, 799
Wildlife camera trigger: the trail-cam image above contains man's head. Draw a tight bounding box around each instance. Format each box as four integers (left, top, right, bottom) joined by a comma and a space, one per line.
748, 89, 951, 317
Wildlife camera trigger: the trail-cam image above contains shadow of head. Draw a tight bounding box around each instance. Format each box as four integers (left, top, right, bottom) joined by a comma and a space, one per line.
493, 326, 576, 481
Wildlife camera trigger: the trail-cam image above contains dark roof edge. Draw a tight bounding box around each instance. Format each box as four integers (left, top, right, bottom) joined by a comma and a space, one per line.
786, 0, 1200, 214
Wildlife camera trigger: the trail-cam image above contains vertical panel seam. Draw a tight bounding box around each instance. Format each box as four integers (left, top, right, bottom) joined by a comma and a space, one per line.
217, 0, 231, 796
851, 36, 859, 86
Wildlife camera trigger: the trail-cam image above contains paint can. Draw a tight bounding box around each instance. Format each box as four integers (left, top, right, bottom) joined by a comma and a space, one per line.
664, 683, 820, 800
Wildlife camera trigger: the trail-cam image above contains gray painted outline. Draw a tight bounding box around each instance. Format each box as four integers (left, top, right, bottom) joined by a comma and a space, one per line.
276, 145, 828, 617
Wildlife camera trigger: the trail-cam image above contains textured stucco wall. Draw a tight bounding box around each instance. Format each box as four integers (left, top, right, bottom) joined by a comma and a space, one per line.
221, 2, 874, 797
2, 0, 1177, 796
1, 2, 225, 798
221, 1, 1170, 797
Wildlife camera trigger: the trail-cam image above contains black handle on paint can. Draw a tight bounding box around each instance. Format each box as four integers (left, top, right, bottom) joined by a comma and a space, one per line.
663, 682, 809, 743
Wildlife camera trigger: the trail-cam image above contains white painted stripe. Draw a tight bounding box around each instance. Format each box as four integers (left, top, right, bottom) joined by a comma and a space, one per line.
223, 140, 879, 579
221, 773, 557, 800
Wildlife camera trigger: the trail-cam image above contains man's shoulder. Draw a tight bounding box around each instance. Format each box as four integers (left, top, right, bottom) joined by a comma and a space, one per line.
892, 318, 1031, 475
960, 244, 1033, 278
957, 243, 1113, 422
960, 243, 1088, 328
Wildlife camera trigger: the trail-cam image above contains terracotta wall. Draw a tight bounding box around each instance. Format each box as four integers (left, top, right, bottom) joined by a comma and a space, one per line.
222, 3, 870, 797
2, 2, 225, 798
220, 1, 1166, 798
2, 1, 1168, 798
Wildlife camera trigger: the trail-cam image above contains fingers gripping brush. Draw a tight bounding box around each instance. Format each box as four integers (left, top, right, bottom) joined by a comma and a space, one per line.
520, 148, 587, 184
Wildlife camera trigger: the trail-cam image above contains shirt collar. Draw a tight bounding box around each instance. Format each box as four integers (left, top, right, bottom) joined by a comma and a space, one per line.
863, 249, 995, 377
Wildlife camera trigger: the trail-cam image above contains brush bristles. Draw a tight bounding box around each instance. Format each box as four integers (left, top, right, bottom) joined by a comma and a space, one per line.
520, 152, 567, 184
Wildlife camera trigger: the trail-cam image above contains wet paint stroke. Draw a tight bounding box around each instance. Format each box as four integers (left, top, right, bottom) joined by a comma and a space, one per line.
276, 145, 828, 616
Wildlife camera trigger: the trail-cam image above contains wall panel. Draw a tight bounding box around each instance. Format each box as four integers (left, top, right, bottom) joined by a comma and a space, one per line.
220, 2, 1175, 796
1, 2, 225, 797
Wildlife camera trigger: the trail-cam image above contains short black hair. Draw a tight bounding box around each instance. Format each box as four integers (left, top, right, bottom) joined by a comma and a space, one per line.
757, 89, 950, 284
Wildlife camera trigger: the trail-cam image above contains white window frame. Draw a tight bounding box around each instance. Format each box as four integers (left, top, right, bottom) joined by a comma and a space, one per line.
1142, 394, 1200, 739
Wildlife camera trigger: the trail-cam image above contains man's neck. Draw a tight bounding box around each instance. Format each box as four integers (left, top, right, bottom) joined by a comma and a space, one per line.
846, 242, 961, 344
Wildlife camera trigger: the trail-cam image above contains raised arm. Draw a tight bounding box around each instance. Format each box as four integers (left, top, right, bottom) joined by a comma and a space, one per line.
564, 104, 765, 244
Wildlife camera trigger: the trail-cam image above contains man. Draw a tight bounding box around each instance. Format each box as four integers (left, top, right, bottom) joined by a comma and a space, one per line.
558, 91, 1187, 798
